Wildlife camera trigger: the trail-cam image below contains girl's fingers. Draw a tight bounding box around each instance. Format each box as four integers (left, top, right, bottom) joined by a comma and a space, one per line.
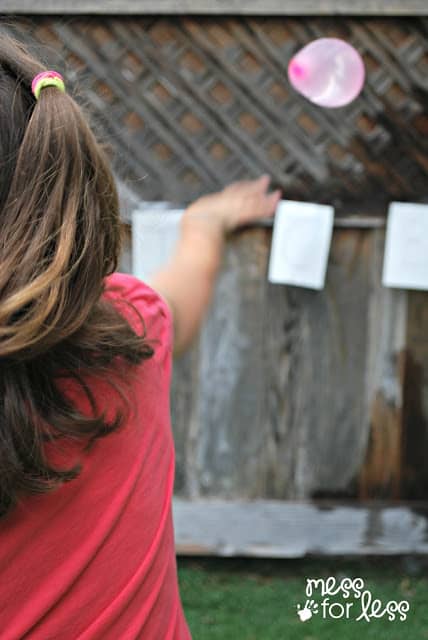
272, 189, 282, 203
264, 190, 282, 217
238, 175, 270, 194
255, 174, 271, 191
225, 175, 272, 197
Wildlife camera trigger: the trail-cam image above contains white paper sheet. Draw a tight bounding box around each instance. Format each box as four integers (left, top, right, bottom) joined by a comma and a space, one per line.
268, 200, 334, 290
132, 208, 184, 281
382, 202, 428, 291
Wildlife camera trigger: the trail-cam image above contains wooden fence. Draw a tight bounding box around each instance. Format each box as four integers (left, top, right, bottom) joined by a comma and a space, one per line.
3, 7, 428, 554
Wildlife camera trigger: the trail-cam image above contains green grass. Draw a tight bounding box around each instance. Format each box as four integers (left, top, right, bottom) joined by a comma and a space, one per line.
177, 557, 428, 640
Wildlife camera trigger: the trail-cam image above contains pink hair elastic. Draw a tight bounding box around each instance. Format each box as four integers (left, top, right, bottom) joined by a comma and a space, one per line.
31, 70, 66, 100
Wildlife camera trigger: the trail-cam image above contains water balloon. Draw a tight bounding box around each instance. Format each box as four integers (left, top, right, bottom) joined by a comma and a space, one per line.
288, 38, 365, 108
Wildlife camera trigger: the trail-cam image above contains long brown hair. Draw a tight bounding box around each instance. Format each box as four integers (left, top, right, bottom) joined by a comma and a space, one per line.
0, 33, 155, 518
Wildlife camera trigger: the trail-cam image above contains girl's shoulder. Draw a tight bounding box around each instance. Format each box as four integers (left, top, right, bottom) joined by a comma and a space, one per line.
103, 272, 173, 347
104, 271, 157, 299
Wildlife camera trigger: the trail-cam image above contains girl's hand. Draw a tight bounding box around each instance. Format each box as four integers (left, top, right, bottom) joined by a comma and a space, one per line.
182, 175, 281, 238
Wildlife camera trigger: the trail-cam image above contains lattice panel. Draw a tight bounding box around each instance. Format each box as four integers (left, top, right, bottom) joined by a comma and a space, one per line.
6, 16, 428, 213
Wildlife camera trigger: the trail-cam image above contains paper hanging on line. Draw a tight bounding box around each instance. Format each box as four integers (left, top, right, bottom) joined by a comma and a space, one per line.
132, 208, 185, 281
268, 200, 334, 290
382, 202, 428, 291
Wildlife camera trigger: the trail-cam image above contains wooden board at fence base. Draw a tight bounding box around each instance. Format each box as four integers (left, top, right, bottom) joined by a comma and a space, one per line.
173, 499, 428, 557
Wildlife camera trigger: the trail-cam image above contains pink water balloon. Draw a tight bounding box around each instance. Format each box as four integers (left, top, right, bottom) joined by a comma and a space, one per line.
288, 38, 365, 108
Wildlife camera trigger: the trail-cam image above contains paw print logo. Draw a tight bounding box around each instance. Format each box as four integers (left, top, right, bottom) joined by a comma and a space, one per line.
297, 600, 319, 622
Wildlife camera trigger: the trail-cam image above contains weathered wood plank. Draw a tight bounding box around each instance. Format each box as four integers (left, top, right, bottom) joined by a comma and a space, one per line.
172, 499, 428, 556
358, 229, 407, 499
403, 291, 428, 499
171, 228, 271, 498
263, 228, 378, 499
3, 1, 428, 15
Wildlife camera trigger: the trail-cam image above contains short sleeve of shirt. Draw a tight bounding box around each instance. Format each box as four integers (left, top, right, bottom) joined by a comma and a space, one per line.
103, 272, 174, 360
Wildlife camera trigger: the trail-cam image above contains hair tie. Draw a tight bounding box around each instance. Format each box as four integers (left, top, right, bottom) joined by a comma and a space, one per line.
31, 71, 66, 100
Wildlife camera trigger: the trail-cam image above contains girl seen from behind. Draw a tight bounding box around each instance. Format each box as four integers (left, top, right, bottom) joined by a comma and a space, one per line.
0, 33, 280, 639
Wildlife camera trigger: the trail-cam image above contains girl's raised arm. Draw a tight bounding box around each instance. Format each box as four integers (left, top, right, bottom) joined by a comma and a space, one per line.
148, 176, 281, 357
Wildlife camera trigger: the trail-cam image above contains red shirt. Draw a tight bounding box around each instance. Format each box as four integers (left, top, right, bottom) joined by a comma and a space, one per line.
0, 273, 192, 640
